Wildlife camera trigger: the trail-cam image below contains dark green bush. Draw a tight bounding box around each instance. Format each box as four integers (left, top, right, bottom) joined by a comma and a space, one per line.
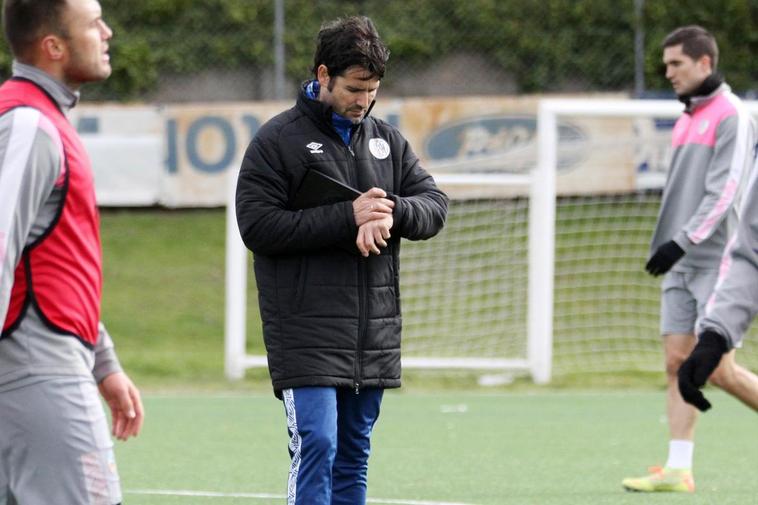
0, 0, 753, 100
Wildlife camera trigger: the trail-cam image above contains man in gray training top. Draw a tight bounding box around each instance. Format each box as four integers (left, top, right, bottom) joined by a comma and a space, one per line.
0, 1, 143, 503
622, 25, 757, 494
678, 154, 758, 410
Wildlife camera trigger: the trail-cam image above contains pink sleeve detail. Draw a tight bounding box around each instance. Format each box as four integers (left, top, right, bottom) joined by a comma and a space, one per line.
690, 178, 737, 243
36, 114, 66, 187
705, 233, 738, 313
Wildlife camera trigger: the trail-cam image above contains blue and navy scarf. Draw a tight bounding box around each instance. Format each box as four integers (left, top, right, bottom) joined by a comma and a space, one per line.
305, 80, 354, 146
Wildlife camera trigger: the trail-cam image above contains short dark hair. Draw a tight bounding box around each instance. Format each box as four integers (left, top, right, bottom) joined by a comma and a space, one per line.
662, 25, 719, 70
311, 16, 390, 80
2, 0, 69, 61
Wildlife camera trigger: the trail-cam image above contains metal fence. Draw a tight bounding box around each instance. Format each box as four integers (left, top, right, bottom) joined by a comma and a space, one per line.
1, 0, 752, 103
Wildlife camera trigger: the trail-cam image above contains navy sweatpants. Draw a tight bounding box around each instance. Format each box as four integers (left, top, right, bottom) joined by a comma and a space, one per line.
282, 386, 383, 505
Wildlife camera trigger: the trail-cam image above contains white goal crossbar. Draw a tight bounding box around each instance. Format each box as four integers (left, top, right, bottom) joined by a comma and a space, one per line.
225, 98, 758, 383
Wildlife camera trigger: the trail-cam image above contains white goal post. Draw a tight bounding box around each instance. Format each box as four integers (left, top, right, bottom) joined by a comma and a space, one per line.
225, 98, 758, 384
224, 171, 547, 380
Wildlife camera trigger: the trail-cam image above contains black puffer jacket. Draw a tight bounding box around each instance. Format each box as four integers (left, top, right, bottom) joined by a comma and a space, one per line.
236, 88, 448, 396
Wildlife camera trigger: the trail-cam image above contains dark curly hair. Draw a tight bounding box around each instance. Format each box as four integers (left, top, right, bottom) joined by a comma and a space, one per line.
311, 16, 390, 80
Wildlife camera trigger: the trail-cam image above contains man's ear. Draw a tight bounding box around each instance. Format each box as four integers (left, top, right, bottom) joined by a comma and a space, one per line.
317, 64, 330, 90
697, 54, 713, 74
40, 34, 66, 62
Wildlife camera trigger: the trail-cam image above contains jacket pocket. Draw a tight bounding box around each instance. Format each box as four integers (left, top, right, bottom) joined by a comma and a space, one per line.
392, 247, 401, 316
276, 256, 308, 315
294, 256, 309, 313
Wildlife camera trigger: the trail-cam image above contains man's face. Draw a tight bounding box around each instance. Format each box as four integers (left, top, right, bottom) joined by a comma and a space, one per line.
59, 0, 113, 88
662, 44, 711, 96
318, 65, 380, 124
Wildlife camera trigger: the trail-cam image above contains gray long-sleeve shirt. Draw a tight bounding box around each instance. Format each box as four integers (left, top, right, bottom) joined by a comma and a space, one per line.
699, 155, 758, 348
650, 84, 756, 271
0, 62, 122, 390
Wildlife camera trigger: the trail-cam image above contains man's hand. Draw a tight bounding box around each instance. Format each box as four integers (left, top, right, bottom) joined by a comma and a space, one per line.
645, 240, 685, 276
98, 372, 144, 441
677, 330, 729, 412
353, 187, 394, 227
356, 214, 393, 257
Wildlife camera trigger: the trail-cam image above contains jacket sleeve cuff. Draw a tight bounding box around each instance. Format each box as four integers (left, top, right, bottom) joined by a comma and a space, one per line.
387, 193, 403, 230
673, 231, 694, 253
698, 324, 737, 350
698, 328, 732, 352
93, 323, 124, 383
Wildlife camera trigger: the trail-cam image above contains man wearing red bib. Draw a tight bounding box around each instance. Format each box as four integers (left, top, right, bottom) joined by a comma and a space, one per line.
0, 1, 143, 503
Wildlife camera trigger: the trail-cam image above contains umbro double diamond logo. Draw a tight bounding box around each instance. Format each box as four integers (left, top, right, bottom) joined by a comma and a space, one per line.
306, 142, 323, 154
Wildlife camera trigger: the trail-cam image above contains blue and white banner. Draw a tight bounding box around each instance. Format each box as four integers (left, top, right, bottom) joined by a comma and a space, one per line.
73, 95, 751, 206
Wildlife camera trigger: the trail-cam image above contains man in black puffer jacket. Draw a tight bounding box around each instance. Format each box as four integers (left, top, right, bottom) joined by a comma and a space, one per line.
235, 15, 448, 505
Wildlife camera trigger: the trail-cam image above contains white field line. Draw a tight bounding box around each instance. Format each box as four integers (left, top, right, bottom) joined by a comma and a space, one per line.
125, 488, 479, 505
140, 390, 655, 401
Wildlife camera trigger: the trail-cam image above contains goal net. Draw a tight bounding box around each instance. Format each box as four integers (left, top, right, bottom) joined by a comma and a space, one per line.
225, 98, 758, 382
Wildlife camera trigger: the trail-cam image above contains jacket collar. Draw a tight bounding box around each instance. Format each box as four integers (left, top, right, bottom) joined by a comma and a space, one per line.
679, 73, 726, 113
12, 61, 79, 112
296, 80, 376, 132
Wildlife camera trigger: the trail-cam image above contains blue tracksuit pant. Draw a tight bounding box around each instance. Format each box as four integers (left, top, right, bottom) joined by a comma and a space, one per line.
282, 386, 383, 505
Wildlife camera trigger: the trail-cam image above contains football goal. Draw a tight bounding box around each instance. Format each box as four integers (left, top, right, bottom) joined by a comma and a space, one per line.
225, 98, 758, 383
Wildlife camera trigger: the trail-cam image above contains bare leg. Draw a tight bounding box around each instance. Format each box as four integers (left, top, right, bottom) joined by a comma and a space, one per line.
621, 333, 698, 491
664, 334, 698, 440
709, 350, 758, 411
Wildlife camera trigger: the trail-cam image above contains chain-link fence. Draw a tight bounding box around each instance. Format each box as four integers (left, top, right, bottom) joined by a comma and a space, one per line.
1, 0, 754, 102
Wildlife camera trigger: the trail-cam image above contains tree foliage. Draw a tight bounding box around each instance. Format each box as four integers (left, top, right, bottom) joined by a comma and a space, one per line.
0, 0, 754, 100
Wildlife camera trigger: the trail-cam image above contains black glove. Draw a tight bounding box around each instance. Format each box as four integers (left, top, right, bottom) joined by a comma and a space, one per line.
677, 330, 729, 412
645, 240, 685, 276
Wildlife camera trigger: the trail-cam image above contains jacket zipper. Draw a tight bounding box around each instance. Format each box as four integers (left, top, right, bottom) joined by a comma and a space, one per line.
346, 133, 366, 394
317, 108, 365, 392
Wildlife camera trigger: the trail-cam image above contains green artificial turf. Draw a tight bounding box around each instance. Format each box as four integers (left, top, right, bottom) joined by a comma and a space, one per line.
115, 390, 758, 505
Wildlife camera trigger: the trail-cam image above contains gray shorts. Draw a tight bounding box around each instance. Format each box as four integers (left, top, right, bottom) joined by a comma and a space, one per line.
0, 377, 121, 505
660, 270, 719, 335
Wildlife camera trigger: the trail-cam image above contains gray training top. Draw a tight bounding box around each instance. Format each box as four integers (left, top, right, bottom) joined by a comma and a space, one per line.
649, 83, 756, 271
0, 62, 122, 391
700, 155, 758, 349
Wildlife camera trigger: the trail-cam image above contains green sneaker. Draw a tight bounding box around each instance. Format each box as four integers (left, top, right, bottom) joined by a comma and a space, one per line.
622, 466, 695, 493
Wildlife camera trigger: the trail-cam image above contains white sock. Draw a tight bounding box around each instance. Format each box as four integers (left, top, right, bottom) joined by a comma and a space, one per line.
665, 439, 694, 470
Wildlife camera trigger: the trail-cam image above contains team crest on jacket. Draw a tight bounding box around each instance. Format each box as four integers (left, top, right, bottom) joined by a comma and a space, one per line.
369, 138, 390, 160
698, 120, 710, 135
306, 142, 323, 154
